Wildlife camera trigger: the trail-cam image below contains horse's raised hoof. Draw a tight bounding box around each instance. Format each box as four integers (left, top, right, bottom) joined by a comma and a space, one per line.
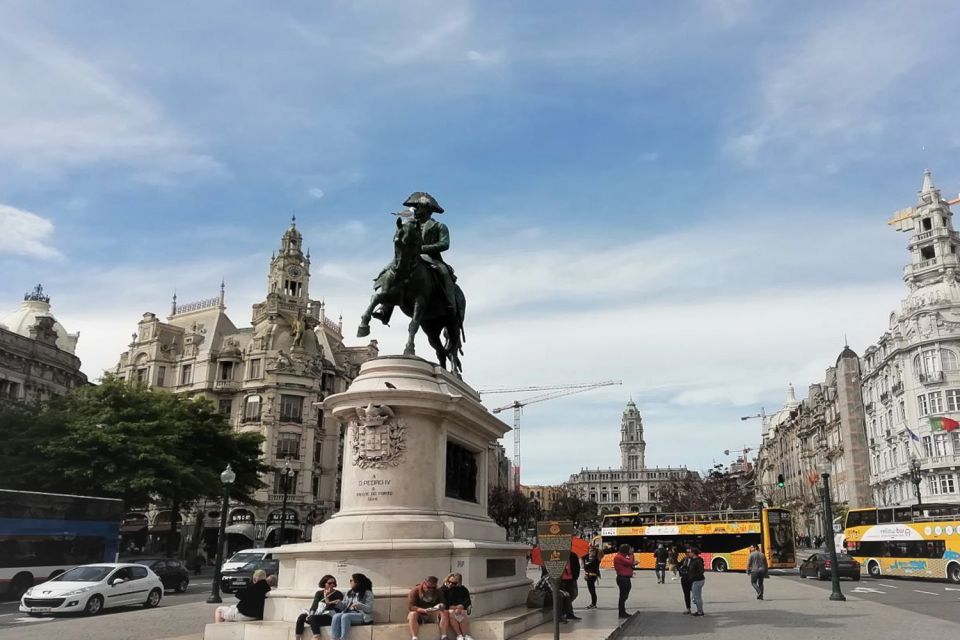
357, 325, 370, 338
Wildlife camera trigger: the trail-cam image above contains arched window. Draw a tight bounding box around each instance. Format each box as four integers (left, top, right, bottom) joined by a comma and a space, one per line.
942, 349, 959, 371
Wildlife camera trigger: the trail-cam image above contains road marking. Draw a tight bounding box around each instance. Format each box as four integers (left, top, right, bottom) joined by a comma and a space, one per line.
877, 583, 898, 588
944, 587, 960, 591
915, 590, 940, 595
851, 587, 886, 594
12, 617, 53, 623
0, 614, 12, 617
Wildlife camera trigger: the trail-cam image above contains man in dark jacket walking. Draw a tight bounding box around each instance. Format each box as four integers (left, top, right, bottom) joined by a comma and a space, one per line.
654, 544, 669, 584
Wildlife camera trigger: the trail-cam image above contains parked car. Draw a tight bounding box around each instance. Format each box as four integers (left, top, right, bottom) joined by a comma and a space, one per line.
220, 558, 279, 594
20, 563, 164, 616
135, 558, 190, 592
221, 548, 274, 573
798, 553, 861, 581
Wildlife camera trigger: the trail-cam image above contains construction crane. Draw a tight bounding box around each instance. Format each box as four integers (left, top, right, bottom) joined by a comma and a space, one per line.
481, 380, 622, 490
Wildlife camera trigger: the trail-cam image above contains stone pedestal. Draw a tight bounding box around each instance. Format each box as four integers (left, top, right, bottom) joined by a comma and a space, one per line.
206, 356, 534, 640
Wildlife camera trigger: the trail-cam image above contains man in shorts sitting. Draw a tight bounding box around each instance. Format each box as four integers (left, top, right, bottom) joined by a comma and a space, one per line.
407, 576, 449, 640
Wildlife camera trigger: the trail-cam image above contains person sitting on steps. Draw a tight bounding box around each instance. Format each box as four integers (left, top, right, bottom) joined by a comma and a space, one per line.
407, 575, 449, 640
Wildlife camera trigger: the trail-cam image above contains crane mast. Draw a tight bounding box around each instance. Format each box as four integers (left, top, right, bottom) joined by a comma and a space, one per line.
482, 380, 622, 490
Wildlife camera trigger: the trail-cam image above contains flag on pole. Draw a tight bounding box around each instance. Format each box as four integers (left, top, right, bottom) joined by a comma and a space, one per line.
930, 416, 960, 432
905, 425, 921, 441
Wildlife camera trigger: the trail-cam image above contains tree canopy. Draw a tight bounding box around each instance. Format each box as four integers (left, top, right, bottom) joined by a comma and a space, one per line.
548, 489, 600, 528
657, 465, 756, 513
0, 378, 268, 508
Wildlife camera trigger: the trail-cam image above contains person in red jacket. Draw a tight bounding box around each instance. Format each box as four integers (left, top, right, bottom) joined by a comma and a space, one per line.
613, 544, 639, 619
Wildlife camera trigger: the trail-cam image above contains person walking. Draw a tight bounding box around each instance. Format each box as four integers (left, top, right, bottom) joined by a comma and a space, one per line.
654, 543, 669, 584
747, 544, 768, 601
613, 543, 638, 619
583, 547, 601, 609
678, 545, 693, 614
688, 548, 706, 617
668, 545, 679, 581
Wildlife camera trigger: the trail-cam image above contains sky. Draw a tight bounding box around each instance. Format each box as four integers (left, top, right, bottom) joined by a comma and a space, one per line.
1, 0, 960, 485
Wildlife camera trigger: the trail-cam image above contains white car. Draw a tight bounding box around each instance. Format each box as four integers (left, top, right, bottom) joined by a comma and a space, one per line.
20, 563, 164, 616
221, 548, 274, 573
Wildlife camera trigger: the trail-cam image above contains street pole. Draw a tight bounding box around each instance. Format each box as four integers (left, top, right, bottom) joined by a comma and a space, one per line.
207, 464, 236, 604
552, 577, 560, 640
910, 457, 923, 506
279, 458, 292, 547
819, 471, 845, 602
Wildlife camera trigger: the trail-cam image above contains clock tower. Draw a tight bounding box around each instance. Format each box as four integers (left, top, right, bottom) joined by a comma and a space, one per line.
267, 216, 311, 304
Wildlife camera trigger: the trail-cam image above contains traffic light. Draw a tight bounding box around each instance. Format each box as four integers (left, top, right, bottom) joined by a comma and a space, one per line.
777, 473, 785, 488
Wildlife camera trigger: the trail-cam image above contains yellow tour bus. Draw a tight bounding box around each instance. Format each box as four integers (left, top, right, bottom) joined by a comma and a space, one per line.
598, 508, 795, 572
843, 503, 960, 583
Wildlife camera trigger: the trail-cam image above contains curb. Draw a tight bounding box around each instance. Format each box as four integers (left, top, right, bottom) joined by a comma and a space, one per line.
604, 612, 639, 640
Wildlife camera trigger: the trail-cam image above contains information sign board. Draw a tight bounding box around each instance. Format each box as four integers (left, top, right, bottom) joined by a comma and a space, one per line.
537, 520, 573, 580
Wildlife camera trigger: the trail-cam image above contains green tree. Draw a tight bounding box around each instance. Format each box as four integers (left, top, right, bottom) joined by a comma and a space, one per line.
488, 487, 537, 540
0, 378, 269, 547
548, 490, 600, 529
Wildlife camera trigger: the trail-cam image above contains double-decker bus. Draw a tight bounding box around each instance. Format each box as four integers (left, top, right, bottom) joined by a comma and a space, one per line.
843, 503, 960, 583
598, 508, 795, 572
0, 489, 124, 598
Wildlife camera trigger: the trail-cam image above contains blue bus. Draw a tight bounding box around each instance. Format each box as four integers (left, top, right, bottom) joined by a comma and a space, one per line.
0, 489, 124, 598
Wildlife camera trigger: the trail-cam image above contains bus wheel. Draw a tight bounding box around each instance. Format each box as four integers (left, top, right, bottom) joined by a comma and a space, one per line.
867, 560, 881, 577
10, 573, 34, 599
712, 558, 728, 573
948, 562, 960, 584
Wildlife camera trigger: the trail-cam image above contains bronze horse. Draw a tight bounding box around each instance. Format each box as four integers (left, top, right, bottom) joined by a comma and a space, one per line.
358, 217, 466, 376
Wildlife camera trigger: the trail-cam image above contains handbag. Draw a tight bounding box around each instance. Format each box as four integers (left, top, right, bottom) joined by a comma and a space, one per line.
526, 576, 553, 609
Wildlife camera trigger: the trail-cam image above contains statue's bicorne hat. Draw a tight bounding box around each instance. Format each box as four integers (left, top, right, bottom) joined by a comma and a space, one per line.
403, 192, 444, 214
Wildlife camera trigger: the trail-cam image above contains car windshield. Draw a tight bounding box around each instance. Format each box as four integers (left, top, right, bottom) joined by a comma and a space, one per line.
54, 566, 114, 582
229, 553, 262, 564
239, 560, 262, 571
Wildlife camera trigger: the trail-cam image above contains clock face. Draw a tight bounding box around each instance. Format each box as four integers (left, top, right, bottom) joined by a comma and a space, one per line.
287, 266, 302, 277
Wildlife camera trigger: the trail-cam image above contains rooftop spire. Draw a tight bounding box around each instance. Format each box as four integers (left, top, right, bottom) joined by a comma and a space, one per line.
921, 168, 936, 194
785, 383, 799, 408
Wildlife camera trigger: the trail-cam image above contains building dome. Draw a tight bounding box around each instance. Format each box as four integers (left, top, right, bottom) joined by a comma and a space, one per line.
836, 345, 858, 364
0, 285, 79, 354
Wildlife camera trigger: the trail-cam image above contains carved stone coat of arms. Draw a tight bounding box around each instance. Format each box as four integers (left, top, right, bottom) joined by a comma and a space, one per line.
351, 403, 406, 469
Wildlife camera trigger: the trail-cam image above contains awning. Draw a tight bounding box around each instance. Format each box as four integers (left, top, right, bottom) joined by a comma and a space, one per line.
225, 523, 255, 540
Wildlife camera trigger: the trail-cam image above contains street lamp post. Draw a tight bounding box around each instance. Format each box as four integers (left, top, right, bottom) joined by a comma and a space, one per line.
207, 464, 236, 604
279, 459, 294, 547
817, 459, 845, 602
909, 456, 923, 506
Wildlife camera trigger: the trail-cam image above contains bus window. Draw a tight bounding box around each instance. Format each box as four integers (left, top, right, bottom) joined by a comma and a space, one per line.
893, 507, 912, 523
846, 510, 877, 527
877, 509, 893, 524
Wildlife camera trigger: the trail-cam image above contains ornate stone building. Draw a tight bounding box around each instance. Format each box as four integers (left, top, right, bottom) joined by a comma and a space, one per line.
566, 400, 691, 514
114, 221, 377, 553
756, 352, 872, 537
0, 285, 87, 400
861, 170, 960, 507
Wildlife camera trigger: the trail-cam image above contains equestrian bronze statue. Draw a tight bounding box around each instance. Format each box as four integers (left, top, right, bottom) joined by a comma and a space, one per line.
358, 192, 466, 376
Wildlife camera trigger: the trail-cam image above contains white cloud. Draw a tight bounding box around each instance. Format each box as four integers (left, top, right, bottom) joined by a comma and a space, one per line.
308, 187, 325, 200
0, 204, 62, 259
725, 3, 954, 167
0, 18, 221, 182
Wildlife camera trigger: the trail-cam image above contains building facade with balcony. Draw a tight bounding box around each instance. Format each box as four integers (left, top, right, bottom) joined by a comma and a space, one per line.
114, 221, 377, 554
861, 170, 960, 508
0, 284, 87, 401
565, 400, 691, 515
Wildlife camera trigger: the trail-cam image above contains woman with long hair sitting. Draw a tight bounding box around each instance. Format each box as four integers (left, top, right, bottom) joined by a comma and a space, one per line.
330, 573, 374, 640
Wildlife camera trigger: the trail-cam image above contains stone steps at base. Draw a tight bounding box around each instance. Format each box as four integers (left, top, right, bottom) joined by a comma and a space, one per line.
205, 607, 551, 640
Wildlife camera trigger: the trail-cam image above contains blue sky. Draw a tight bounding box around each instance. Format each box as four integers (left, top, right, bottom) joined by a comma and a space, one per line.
2, 0, 960, 484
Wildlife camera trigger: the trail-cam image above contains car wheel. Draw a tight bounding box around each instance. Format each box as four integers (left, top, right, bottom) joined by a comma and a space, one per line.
176, 578, 189, 593
867, 560, 881, 577
947, 562, 960, 584
817, 572, 827, 581
10, 573, 34, 599
84, 594, 104, 616
144, 588, 162, 608
712, 558, 728, 573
